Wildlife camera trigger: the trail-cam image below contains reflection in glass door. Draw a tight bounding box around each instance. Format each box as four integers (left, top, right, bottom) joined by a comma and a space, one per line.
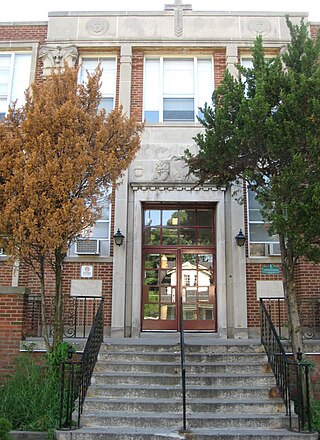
142, 205, 216, 331
142, 250, 216, 331
181, 253, 215, 330
142, 252, 178, 330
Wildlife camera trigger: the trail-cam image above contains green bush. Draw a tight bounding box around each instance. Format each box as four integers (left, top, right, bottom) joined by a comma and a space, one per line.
0, 353, 61, 437
311, 399, 320, 433
0, 417, 12, 440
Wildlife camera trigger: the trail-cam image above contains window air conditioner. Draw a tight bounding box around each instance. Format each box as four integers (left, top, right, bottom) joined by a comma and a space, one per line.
268, 243, 281, 256
75, 239, 100, 255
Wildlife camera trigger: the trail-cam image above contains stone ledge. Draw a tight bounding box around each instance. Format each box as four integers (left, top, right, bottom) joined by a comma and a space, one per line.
0, 286, 31, 295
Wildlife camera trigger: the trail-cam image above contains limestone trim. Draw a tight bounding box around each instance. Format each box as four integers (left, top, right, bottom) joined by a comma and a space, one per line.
39, 44, 78, 76
131, 183, 225, 192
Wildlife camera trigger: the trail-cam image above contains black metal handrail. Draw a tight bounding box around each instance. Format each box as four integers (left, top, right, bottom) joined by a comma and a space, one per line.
59, 298, 104, 430
260, 299, 312, 432
260, 296, 320, 340
26, 294, 103, 339
179, 296, 187, 432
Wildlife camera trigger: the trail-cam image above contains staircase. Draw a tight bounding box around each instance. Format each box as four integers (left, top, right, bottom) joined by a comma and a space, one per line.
56, 337, 318, 439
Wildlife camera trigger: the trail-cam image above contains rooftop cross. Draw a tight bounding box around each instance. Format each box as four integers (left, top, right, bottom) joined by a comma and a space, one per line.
164, 0, 192, 37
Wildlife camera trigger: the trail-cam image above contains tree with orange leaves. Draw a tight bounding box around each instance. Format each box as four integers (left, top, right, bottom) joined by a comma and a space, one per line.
0, 65, 143, 352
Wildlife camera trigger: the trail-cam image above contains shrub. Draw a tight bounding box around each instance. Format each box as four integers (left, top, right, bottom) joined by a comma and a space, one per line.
0, 418, 12, 440
0, 353, 61, 437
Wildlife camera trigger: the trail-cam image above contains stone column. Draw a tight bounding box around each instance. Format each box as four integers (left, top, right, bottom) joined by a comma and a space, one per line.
226, 44, 239, 79
111, 45, 133, 337
225, 184, 248, 338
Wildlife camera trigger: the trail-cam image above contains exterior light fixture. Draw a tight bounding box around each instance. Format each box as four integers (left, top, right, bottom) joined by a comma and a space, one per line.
235, 229, 246, 247
113, 228, 125, 246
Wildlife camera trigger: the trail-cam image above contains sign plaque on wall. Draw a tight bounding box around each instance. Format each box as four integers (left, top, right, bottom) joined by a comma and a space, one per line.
261, 264, 281, 275
81, 265, 93, 278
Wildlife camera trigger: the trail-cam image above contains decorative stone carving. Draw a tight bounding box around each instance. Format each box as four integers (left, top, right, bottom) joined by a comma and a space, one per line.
248, 19, 272, 36
86, 18, 109, 36
165, 0, 192, 38
152, 156, 194, 182
134, 168, 144, 178
39, 45, 78, 76
153, 160, 170, 181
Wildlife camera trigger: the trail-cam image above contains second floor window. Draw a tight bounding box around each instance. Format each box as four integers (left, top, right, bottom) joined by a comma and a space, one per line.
144, 57, 213, 123
0, 52, 32, 119
79, 57, 116, 114
247, 188, 280, 257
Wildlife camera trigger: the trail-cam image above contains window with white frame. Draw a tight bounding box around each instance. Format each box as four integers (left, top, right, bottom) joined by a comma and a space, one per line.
79, 57, 116, 114
247, 188, 280, 257
69, 194, 111, 258
144, 57, 213, 123
0, 52, 32, 120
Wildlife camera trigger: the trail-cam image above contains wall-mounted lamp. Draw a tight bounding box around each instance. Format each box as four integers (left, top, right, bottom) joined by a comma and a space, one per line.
235, 229, 246, 247
113, 228, 125, 246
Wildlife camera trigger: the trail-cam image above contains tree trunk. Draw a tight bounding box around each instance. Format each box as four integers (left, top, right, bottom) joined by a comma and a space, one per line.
280, 235, 303, 359
53, 249, 64, 350
38, 257, 51, 352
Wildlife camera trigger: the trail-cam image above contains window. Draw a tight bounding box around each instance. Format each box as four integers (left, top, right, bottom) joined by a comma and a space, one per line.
144, 57, 213, 123
247, 188, 280, 257
79, 57, 116, 114
144, 207, 214, 247
69, 195, 111, 257
0, 52, 32, 119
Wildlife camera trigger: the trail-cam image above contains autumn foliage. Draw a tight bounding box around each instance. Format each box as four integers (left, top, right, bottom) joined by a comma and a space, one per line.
0, 65, 143, 350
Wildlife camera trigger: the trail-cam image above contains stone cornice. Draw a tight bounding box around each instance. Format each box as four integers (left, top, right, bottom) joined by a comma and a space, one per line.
131, 182, 225, 192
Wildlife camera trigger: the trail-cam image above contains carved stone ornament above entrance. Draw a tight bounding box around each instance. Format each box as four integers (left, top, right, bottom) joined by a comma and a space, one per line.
39, 45, 79, 76
152, 156, 195, 183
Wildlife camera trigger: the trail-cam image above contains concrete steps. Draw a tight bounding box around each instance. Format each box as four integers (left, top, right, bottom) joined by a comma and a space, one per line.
56, 337, 318, 440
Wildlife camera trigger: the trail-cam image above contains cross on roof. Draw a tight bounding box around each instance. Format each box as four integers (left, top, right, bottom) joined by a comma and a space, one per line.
164, 0, 192, 12
164, 0, 192, 37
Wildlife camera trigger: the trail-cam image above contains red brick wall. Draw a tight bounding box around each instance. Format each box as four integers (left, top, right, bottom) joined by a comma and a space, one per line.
0, 289, 29, 379
246, 263, 282, 327
131, 49, 144, 121
0, 261, 13, 286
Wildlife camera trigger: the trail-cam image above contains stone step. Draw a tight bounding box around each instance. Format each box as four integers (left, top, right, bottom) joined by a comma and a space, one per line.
55, 426, 319, 440
83, 397, 285, 414
87, 384, 273, 399
98, 351, 267, 364
92, 372, 275, 387
95, 360, 267, 375
81, 411, 289, 429
99, 342, 264, 354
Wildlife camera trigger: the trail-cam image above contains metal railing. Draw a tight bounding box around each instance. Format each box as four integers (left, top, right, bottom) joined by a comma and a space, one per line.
260, 299, 312, 432
26, 294, 103, 339
260, 297, 320, 340
179, 296, 187, 432
59, 298, 104, 430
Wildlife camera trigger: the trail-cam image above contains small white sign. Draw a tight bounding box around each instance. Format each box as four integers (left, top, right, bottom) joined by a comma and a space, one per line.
81, 265, 93, 278
256, 280, 284, 299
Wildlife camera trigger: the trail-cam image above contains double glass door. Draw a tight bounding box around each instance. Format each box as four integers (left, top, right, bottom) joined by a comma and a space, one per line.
142, 250, 216, 331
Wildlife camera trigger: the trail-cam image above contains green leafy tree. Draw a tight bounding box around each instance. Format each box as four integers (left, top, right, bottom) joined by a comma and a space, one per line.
185, 18, 320, 357
0, 65, 143, 352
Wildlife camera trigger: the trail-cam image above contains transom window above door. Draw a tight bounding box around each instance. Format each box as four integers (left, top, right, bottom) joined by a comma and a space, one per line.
144, 207, 214, 246
143, 57, 214, 123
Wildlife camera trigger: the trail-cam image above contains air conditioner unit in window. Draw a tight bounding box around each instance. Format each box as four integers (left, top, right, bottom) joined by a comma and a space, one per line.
268, 243, 281, 256
75, 239, 100, 255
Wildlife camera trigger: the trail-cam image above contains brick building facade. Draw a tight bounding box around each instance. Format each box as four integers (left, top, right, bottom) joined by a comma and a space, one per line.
0, 3, 319, 374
